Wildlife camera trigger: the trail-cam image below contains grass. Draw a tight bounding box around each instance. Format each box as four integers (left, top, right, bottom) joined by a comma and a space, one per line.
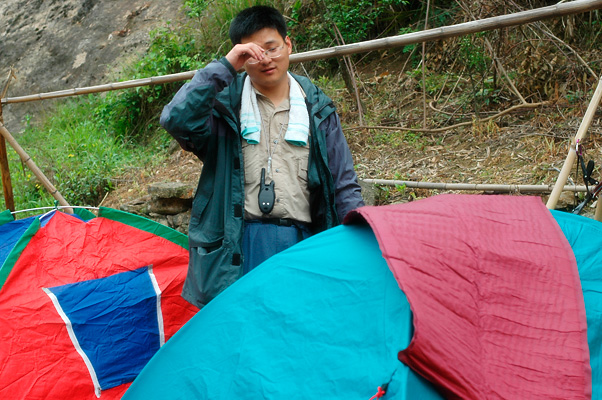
1, 97, 170, 212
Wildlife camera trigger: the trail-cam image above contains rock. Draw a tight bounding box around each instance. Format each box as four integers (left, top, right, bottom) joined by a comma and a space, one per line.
148, 213, 170, 228
148, 182, 194, 215
119, 196, 150, 215
167, 211, 191, 234
148, 182, 195, 199
358, 179, 377, 206
557, 190, 579, 210
147, 182, 194, 215
115, 182, 193, 233
149, 197, 192, 215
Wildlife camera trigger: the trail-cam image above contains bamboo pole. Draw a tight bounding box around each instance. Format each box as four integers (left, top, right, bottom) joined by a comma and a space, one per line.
0, 68, 16, 211
596, 199, 602, 221
1, 72, 195, 104
363, 179, 588, 194
2, 0, 602, 105
0, 128, 14, 211
0, 121, 72, 213
546, 77, 602, 210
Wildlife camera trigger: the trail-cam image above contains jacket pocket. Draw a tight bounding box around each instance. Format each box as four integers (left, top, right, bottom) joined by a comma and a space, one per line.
182, 243, 240, 308
189, 189, 225, 247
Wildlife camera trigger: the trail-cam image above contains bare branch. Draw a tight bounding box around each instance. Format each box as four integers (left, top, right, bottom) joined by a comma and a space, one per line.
422, 0, 431, 128
333, 24, 364, 125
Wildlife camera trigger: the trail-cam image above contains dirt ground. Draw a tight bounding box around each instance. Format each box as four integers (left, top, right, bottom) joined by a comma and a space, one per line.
100, 146, 201, 209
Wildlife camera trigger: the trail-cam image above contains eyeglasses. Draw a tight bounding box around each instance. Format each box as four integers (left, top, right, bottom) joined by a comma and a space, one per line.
247, 44, 286, 65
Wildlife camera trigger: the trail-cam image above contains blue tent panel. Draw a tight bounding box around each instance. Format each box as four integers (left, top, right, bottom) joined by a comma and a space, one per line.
46, 266, 162, 391
0, 217, 36, 269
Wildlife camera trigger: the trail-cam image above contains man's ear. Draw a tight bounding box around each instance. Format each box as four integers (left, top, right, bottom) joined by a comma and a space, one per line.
285, 36, 293, 55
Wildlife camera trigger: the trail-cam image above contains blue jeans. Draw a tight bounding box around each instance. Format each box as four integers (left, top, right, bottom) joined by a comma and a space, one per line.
242, 220, 312, 274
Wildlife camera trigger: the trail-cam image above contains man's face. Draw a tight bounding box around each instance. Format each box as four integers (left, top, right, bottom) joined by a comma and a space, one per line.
242, 28, 292, 94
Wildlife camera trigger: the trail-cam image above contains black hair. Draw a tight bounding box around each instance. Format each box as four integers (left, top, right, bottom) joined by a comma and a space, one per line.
229, 6, 287, 45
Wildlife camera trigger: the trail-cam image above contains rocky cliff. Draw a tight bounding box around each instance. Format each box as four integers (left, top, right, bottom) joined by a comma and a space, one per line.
0, 0, 182, 132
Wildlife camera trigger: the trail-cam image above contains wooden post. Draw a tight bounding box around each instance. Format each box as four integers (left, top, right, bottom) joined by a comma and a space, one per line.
0, 68, 16, 211
596, 198, 602, 222
0, 121, 72, 213
0, 117, 14, 211
546, 77, 602, 210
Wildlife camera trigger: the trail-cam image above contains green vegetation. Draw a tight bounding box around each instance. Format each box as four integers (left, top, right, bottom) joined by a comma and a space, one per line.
4, 97, 162, 209
1, 0, 601, 212
2, 13, 214, 212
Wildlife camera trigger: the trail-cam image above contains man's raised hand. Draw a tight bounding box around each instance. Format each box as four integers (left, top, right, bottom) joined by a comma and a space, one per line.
225, 43, 265, 71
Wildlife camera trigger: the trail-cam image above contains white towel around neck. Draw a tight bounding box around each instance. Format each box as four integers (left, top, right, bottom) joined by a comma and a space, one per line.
240, 73, 309, 147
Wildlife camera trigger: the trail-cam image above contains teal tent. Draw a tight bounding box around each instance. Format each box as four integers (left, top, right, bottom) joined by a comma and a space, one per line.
124, 195, 600, 399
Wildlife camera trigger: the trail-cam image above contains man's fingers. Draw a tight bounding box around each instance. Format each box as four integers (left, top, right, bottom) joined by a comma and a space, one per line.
226, 43, 265, 70
242, 43, 264, 61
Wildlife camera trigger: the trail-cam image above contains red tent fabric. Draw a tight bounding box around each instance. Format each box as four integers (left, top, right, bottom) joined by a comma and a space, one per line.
345, 194, 591, 399
0, 210, 198, 399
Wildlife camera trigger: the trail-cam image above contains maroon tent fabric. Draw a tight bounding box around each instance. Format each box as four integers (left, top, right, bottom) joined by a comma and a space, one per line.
345, 194, 591, 399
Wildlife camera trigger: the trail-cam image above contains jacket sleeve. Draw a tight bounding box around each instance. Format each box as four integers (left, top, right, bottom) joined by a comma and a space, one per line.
324, 112, 365, 220
160, 58, 237, 158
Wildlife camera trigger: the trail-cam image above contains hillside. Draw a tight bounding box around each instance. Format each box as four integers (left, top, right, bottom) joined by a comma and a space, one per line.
1, 1, 602, 216
1, 0, 181, 131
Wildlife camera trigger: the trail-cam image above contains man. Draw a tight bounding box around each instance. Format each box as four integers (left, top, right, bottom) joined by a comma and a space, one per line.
160, 5, 364, 308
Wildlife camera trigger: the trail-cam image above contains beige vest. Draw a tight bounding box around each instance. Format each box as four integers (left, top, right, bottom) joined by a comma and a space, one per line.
242, 89, 311, 223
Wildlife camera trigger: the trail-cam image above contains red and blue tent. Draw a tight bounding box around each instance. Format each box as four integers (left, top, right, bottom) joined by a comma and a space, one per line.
0, 207, 198, 399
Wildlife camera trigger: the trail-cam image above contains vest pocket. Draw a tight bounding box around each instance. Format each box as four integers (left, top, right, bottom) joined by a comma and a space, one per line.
297, 156, 309, 183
